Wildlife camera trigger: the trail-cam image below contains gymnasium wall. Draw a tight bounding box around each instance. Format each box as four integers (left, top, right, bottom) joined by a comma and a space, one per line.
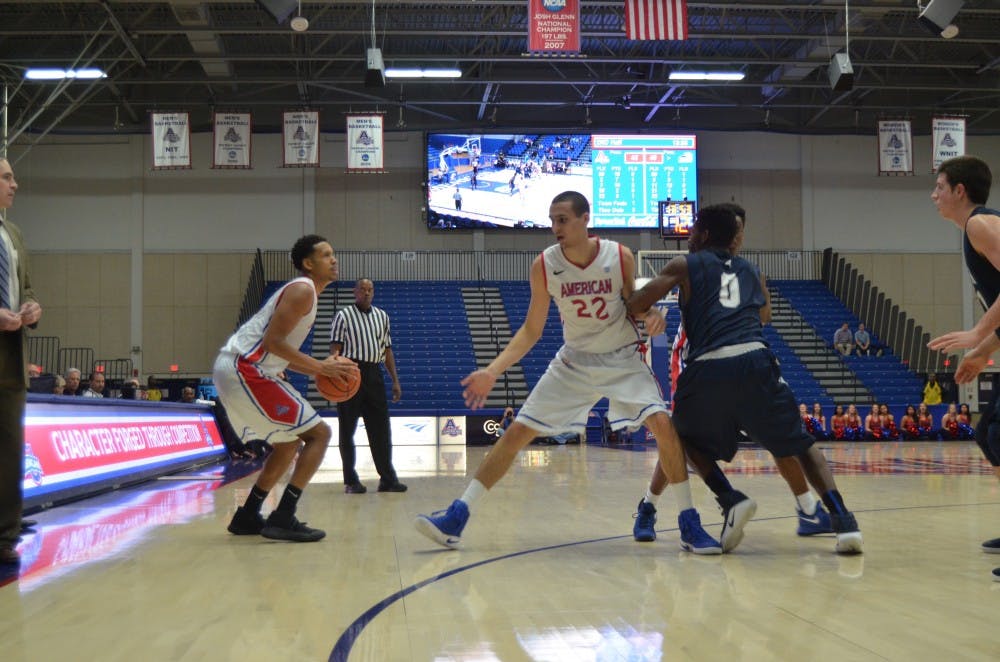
7, 130, 996, 374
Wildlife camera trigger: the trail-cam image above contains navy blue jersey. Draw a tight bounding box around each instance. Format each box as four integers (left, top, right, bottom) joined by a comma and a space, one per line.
680, 249, 767, 361
964, 206, 1000, 316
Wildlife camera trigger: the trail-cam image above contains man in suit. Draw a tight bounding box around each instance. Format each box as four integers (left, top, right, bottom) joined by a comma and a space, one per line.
0, 157, 43, 565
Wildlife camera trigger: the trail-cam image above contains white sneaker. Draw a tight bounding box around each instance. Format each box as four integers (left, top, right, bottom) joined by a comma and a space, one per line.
718, 492, 757, 553
835, 530, 864, 555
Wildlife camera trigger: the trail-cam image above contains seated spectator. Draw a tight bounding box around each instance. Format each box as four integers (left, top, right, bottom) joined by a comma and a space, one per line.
864, 403, 883, 440
830, 404, 846, 440
28, 365, 55, 394
120, 378, 141, 399
957, 403, 975, 439
854, 323, 872, 356
64, 368, 82, 396
27, 364, 41, 378
900, 405, 920, 440
879, 403, 899, 440
180, 385, 213, 405
923, 373, 942, 405
52, 374, 66, 395
844, 404, 864, 440
833, 322, 853, 356
916, 403, 935, 439
145, 375, 162, 402
82, 371, 105, 398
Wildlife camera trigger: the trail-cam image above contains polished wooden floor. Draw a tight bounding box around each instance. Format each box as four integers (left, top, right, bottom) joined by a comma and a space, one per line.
2, 441, 999, 661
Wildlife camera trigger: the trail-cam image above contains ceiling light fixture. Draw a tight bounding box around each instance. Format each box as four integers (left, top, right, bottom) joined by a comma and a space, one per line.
25, 68, 107, 80
668, 72, 745, 82
290, 0, 309, 32
385, 68, 462, 79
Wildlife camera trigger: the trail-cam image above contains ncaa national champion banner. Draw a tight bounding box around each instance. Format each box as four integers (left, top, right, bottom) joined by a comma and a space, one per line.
150, 112, 191, 170
931, 116, 966, 171
345, 114, 385, 172
527, 0, 581, 54
282, 110, 320, 167
877, 120, 913, 175
212, 112, 253, 169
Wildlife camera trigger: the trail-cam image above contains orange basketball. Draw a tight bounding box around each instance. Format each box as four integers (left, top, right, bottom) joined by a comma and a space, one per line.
316, 358, 361, 402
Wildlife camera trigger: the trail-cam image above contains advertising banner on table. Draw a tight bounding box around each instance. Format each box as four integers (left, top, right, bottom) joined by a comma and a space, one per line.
877, 120, 913, 175
931, 116, 966, 171
150, 112, 191, 169
23, 400, 225, 505
282, 110, 320, 166
212, 112, 253, 168
345, 114, 385, 172
527, 0, 581, 54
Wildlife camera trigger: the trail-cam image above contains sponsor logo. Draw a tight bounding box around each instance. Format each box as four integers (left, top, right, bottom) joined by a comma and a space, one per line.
441, 418, 463, 436
24, 443, 44, 487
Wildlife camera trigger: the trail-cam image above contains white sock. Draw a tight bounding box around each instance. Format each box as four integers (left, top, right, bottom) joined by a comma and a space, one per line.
795, 491, 819, 515
667, 480, 693, 512
460, 479, 487, 512
644, 488, 660, 507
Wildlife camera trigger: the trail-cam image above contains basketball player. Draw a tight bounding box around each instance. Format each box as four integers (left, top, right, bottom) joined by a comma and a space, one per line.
632, 203, 833, 550
627, 205, 863, 554
216, 234, 358, 542
925, 155, 1000, 580
415, 190, 722, 554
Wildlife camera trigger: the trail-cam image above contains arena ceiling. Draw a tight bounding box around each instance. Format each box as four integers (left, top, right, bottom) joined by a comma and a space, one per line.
2, 0, 1000, 140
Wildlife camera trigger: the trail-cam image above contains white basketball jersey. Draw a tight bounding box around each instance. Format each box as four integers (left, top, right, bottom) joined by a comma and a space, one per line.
542, 238, 640, 353
219, 276, 317, 375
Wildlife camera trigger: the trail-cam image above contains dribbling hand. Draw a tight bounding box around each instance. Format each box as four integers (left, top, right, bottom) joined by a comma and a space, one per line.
642, 307, 666, 337
461, 369, 496, 410
320, 356, 359, 382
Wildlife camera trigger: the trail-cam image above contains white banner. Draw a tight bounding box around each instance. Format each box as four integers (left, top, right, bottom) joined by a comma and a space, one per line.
932, 116, 966, 171
282, 111, 320, 167
212, 112, 252, 169
877, 120, 913, 175
345, 114, 385, 172
150, 112, 191, 169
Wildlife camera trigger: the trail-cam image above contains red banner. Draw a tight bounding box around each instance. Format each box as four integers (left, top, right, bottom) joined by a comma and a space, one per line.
527, 0, 581, 54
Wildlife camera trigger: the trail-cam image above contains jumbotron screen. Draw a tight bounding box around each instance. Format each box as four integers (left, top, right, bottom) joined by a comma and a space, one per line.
425, 132, 697, 230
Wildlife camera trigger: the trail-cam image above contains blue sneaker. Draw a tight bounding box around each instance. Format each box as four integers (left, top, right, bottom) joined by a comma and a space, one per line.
678, 508, 722, 555
633, 499, 657, 542
415, 500, 469, 549
796, 502, 834, 536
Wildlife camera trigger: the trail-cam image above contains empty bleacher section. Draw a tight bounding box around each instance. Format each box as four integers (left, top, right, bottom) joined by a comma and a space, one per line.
772, 280, 924, 405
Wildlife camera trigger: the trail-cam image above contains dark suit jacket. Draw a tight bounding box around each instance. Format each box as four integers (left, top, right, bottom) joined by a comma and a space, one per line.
0, 219, 38, 388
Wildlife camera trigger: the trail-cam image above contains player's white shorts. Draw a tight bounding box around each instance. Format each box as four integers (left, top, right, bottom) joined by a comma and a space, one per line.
212, 353, 322, 444
515, 343, 668, 436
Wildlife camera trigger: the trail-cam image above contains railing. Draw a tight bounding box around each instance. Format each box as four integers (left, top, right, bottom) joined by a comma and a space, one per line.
27, 335, 60, 374
237, 248, 266, 328
822, 249, 945, 374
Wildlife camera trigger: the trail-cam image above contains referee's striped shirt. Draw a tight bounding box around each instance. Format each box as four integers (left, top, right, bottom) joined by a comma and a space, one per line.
330, 304, 392, 363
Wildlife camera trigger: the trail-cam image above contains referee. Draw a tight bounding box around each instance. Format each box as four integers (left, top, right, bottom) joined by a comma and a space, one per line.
329, 278, 406, 494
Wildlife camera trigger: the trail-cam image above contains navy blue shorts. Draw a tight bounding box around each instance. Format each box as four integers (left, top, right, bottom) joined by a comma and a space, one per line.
672, 348, 814, 462
975, 373, 1000, 466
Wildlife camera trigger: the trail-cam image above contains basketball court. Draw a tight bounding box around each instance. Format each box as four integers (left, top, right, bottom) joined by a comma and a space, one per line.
2, 440, 998, 661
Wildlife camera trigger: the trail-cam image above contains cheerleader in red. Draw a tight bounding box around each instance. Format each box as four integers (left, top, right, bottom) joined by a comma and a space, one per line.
845, 404, 863, 440
811, 403, 829, 440
900, 405, 920, 440
879, 403, 899, 440
865, 404, 883, 440
941, 403, 960, 440
957, 404, 975, 440
830, 405, 846, 440
917, 403, 934, 440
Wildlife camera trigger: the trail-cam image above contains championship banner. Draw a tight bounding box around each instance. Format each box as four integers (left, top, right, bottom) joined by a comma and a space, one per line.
345, 114, 385, 172
282, 110, 320, 167
212, 112, 253, 169
877, 120, 913, 175
150, 112, 191, 170
932, 116, 966, 171
527, 0, 581, 54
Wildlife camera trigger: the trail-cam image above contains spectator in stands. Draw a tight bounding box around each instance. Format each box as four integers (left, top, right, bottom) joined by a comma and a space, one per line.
145, 375, 162, 401
833, 322, 853, 356
27, 363, 40, 378
52, 374, 66, 395
830, 405, 846, 440
864, 403, 883, 440
917, 403, 935, 439
900, 405, 920, 440
181, 386, 197, 403
119, 378, 140, 399
64, 368, 82, 396
844, 404, 863, 440
82, 371, 105, 398
879, 403, 899, 440
923, 373, 942, 405
854, 323, 872, 356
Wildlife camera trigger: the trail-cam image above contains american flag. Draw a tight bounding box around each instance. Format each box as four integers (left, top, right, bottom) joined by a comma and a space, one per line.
625, 0, 688, 41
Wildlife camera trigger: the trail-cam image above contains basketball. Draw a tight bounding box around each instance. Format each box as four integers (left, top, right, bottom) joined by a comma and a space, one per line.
315, 358, 361, 402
